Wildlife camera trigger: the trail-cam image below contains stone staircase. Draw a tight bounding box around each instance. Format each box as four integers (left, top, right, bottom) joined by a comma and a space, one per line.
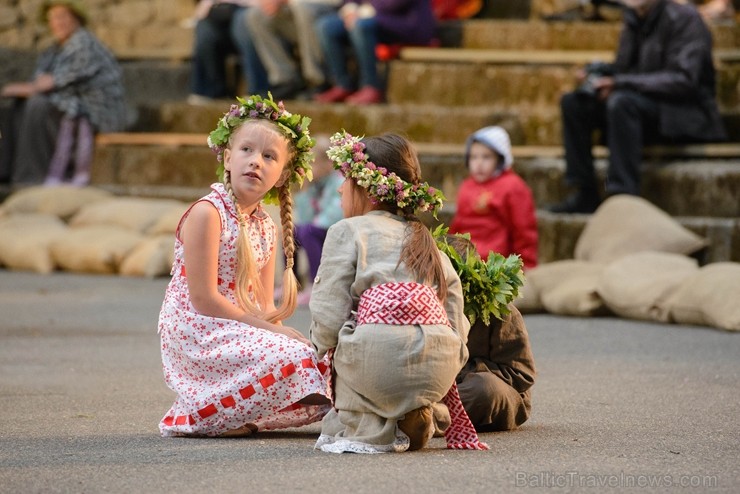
90, 18, 740, 264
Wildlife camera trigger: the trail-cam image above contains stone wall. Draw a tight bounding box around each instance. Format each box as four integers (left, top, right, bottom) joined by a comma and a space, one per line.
0, 0, 195, 58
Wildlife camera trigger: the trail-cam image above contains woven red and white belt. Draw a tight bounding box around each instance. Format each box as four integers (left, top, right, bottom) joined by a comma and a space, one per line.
356, 282, 489, 451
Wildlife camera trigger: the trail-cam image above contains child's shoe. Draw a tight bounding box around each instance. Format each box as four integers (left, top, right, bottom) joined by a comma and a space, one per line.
345, 86, 384, 105
314, 86, 353, 103
431, 402, 451, 437
398, 405, 434, 451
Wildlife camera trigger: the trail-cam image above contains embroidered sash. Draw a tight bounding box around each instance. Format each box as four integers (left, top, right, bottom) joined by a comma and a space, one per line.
356, 282, 489, 451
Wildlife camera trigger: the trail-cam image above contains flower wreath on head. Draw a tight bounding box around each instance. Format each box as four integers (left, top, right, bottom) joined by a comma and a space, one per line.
207, 93, 315, 204
327, 130, 445, 216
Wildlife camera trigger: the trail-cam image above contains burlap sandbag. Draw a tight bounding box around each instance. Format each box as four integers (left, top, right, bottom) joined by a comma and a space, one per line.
50, 225, 144, 274
0, 185, 113, 221
574, 195, 707, 264
597, 252, 699, 323
666, 263, 740, 331
513, 281, 545, 314
519, 260, 605, 316
70, 197, 185, 233
146, 203, 190, 235
540, 266, 607, 317
120, 234, 175, 278
0, 213, 67, 273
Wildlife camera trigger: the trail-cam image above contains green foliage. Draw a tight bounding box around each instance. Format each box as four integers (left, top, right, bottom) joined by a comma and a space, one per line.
433, 225, 525, 325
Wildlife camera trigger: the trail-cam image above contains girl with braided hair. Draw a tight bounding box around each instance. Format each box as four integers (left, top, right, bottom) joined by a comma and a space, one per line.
310, 132, 488, 453
157, 95, 330, 437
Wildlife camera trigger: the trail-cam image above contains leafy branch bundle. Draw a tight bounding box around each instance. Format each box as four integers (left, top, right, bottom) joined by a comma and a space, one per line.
433, 225, 525, 325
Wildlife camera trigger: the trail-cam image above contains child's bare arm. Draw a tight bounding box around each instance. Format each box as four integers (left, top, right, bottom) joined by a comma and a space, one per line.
181, 201, 308, 344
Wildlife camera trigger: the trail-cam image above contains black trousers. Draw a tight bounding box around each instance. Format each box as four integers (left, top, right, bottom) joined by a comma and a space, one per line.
0, 95, 61, 185
560, 89, 660, 196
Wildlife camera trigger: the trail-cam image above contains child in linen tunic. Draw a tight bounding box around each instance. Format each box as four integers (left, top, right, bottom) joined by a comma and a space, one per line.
310, 211, 471, 452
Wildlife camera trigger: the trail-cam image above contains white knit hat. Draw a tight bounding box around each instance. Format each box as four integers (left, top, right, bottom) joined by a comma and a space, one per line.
465, 126, 513, 172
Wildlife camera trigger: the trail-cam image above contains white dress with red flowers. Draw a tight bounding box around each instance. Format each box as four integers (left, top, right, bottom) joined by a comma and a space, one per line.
158, 183, 330, 437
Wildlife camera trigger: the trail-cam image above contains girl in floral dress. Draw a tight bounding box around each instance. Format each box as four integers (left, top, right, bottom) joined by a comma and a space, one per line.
158, 95, 330, 437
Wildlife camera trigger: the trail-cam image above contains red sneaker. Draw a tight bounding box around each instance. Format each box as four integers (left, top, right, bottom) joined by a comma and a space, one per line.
345, 86, 384, 105
313, 86, 353, 103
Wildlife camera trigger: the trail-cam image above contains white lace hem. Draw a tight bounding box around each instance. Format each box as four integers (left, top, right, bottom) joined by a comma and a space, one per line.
314, 428, 410, 454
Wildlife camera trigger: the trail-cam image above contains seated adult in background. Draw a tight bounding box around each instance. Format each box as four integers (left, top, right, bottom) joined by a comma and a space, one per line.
313, 0, 437, 105
0, 0, 127, 186
549, 0, 726, 214
187, 0, 268, 103
247, 0, 340, 100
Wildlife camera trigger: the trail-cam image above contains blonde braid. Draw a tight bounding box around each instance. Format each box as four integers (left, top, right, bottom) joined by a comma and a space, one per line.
269, 183, 298, 322
225, 172, 266, 317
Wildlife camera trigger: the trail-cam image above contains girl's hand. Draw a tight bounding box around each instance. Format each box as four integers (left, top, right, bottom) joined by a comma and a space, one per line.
272, 324, 311, 346
33, 74, 55, 93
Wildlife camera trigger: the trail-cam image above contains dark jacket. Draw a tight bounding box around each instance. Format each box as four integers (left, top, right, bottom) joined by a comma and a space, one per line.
612, 0, 726, 142
457, 305, 536, 411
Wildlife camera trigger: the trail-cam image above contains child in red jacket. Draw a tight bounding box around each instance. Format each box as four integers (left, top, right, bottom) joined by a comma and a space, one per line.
449, 126, 538, 269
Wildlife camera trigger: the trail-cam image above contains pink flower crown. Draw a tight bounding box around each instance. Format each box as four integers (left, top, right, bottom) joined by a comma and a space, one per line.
327, 131, 445, 216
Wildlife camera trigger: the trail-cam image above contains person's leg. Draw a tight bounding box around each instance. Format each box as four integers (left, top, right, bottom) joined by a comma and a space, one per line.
289, 1, 336, 88
603, 90, 659, 196
315, 13, 353, 90
457, 372, 530, 431
549, 90, 603, 213
347, 17, 380, 90
191, 16, 230, 98
12, 95, 62, 186
231, 8, 269, 96
0, 99, 25, 183
70, 117, 94, 186
44, 116, 77, 185
246, 6, 300, 89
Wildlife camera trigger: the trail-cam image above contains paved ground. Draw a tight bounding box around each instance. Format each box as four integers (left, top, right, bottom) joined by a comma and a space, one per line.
0, 270, 738, 493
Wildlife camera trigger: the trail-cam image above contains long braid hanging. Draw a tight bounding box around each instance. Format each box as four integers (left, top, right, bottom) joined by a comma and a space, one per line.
272, 183, 298, 321
225, 172, 265, 316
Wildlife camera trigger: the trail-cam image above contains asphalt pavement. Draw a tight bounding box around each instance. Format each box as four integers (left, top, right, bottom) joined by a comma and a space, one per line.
0, 270, 738, 493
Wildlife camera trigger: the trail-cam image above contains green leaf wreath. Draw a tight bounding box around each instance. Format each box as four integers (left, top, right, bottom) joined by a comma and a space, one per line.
433, 225, 525, 325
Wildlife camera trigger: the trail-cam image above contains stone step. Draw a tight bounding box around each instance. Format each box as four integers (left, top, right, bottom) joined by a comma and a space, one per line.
130, 100, 740, 147
387, 54, 740, 111
92, 134, 740, 218
460, 19, 740, 51
131, 101, 524, 144
514, 210, 739, 265
422, 152, 740, 219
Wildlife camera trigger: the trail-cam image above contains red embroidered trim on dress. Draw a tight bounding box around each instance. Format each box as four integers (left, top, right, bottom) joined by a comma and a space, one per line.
163, 358, 328, 427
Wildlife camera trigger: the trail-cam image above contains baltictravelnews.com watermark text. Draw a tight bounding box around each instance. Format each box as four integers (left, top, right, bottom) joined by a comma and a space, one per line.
515, 471, 719, 489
